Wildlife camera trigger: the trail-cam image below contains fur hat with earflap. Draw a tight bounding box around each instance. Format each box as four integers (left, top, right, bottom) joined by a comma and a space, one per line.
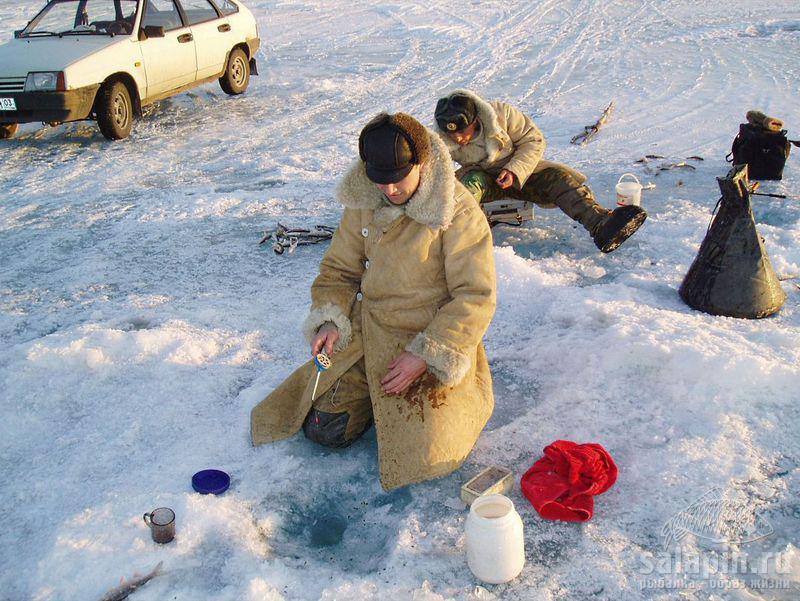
358, 112, 432, 184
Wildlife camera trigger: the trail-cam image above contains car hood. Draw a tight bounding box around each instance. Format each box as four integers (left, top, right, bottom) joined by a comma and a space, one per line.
0, 36, 126, 76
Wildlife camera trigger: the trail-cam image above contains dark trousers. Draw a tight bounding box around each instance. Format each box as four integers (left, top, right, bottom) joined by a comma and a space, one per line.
302, 357, 373, 448
461, 167, 610, 233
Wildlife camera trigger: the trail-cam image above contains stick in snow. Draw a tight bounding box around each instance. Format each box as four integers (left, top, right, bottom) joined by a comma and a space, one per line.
99, 561, 163, 601
570, 102, 614, 146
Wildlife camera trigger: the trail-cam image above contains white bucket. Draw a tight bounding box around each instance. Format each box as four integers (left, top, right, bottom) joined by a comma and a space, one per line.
615, 173, 642, 207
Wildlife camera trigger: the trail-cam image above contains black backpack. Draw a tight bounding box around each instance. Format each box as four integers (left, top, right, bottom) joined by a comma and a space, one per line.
727, 123, 799, 180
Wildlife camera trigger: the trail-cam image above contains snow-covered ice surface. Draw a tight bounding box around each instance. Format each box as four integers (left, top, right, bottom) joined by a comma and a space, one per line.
2, 1, 800, 599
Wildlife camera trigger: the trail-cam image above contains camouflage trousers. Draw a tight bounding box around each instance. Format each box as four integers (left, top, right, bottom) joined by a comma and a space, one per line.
461, 166, 610, 233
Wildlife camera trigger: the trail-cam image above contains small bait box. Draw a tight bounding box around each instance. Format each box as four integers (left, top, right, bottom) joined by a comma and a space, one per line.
461, 465, 514, 507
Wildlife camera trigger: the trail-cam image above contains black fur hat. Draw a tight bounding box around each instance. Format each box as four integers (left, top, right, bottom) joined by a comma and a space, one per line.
435, 94, 477, 133
358, 112, 431, 184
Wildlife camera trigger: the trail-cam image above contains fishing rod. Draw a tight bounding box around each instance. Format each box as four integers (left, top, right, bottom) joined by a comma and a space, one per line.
749, 182, 795, 200
752, 191, 790, 199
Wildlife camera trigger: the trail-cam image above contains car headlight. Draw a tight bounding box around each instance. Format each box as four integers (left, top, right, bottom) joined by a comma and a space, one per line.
24, 72, 65, 92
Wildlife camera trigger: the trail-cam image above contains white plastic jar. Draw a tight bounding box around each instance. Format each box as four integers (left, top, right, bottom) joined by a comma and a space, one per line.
465, 494, 525, 584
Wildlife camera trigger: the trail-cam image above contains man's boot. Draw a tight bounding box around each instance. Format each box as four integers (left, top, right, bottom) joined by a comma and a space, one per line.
591, 205, 647, 253
533, 168, 647, 253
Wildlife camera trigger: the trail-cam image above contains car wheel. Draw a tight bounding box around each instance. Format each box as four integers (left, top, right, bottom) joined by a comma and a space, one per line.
219, 47, 250, 95
0, 123, 19, 139
96, 80, 133, 140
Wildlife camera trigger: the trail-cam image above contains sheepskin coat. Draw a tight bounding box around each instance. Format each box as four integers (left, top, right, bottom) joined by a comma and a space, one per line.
251, 129, 497, 491
436, 89, 586, 189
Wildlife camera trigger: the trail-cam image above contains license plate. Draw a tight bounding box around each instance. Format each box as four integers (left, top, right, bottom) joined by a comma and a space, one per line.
0, 97, 16, 111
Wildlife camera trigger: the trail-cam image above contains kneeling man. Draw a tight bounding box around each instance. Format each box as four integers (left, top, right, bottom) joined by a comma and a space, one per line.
251, 112, 497, 491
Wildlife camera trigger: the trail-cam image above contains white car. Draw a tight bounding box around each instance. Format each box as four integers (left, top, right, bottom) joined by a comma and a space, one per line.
0, 0, 260, 140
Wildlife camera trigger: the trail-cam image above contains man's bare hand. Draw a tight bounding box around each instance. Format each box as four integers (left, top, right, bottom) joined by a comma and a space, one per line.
381, 352, 427, 395
311, 323, 339, 356
496, 169, 515, 189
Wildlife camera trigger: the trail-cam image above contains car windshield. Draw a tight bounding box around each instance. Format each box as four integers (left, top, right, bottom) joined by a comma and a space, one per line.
22, 0, 139, 37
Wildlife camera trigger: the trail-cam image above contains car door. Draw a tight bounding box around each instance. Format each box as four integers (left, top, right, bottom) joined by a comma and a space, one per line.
138, 0, 197, 98
178, 0, 231, 80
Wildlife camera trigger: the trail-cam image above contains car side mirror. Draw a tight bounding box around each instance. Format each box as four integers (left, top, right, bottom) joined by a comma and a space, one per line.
14, 30, 23, 38
139, 25, 165, 40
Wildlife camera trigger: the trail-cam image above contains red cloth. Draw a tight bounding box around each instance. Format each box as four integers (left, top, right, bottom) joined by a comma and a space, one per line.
520, 440, 618, 522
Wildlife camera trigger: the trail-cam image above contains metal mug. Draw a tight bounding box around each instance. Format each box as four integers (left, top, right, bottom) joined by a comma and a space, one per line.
143, 507, 175, 544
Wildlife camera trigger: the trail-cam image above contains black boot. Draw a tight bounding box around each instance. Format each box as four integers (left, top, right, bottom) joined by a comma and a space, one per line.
592, 205, 647, 253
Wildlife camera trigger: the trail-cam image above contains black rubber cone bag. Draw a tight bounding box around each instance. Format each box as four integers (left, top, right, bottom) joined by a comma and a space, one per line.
679, 164, 786, 318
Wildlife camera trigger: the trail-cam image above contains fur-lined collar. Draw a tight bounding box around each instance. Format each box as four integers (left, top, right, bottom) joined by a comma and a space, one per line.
335, 127, 457, 230
435, 88, 509, 164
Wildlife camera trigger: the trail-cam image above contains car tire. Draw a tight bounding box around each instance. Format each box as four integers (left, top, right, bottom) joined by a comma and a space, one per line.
96, 80, 133, 140
219, 47, 250, 95
0, 123, 19, 139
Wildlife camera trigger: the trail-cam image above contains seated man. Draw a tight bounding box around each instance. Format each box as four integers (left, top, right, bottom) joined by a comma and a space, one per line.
251, 112, 497, 491
434, 89, 647, 253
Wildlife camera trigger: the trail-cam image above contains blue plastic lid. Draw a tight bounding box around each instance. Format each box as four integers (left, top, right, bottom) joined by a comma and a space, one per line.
192, 469, 230, 495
